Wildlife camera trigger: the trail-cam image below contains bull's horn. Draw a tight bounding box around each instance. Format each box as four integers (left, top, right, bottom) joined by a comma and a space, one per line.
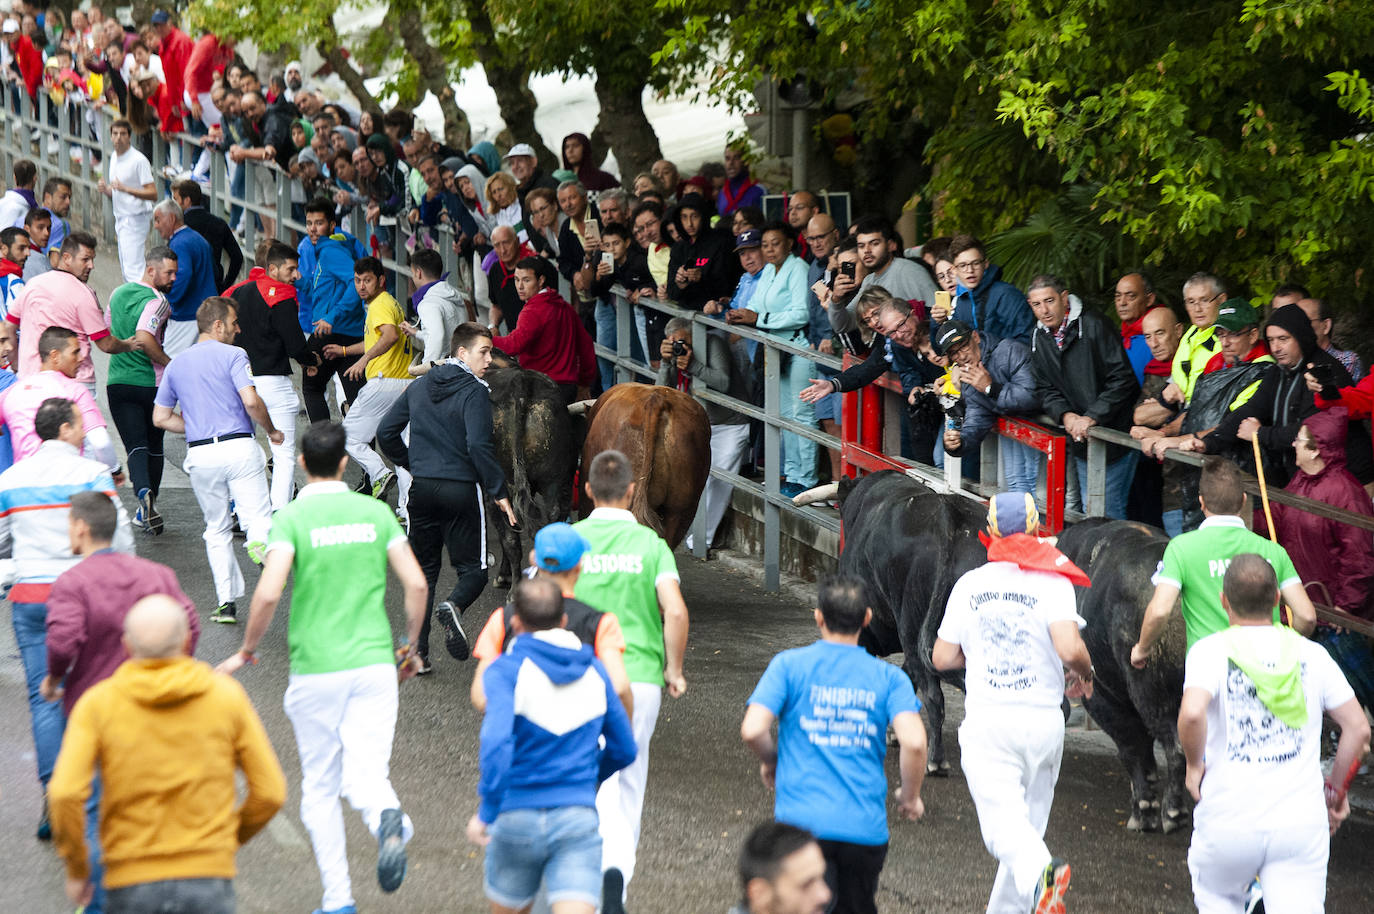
567, 399, 597, 416
792, 482, 839, 506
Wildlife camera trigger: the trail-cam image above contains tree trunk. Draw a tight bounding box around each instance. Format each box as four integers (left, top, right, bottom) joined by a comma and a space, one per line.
593, 73, 661, 186
468, 1, 555, 169
316, 16, 381, 116
390, 3, 472, 150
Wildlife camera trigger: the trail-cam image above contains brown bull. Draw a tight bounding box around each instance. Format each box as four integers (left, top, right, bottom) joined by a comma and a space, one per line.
581, 384, 711, 547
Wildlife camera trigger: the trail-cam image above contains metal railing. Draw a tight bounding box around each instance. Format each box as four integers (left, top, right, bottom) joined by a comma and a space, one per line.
0, 91, 463, 302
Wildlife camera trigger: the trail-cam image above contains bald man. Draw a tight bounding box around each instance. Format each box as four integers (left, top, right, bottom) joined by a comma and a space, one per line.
787, 191, 820, 260
48, 595, 285, 913
1127, 307, 1186, 532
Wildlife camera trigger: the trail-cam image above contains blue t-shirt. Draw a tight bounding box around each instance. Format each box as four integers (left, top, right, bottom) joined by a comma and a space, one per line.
748, 640, 920, 845
0, 368, 16, 471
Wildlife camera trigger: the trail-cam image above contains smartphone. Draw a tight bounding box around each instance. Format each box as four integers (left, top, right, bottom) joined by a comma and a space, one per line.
584, 219, 602, 246
934, 290, 951, 318
601, 251, 614, 270
840, 260, 857, 280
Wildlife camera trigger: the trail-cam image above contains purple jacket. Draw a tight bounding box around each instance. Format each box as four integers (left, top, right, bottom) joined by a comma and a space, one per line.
45, 551, 199, 714
1272, 407, 1374, 618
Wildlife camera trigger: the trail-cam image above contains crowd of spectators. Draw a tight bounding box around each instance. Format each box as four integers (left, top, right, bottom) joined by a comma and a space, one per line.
3, 5, 1373, 618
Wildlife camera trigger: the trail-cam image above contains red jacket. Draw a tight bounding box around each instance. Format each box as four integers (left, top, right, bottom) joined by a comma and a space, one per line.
44, 551, 199, 715
493, 287, 596, 387
1271, 406, 1374, 618
185, 34, 232, 97
157, 26, 194, 115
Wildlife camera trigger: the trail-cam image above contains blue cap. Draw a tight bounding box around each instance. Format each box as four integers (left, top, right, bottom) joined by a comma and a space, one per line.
150, 10, 171, 23
734, 229, 762, 251
987, 492, 1039, 537
533, 522, 590, 573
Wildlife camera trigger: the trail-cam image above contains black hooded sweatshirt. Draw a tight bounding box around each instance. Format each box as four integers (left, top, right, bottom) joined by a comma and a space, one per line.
377, 361, 508, 496
1206, 303, 1373, 485
666, 193, 732, 311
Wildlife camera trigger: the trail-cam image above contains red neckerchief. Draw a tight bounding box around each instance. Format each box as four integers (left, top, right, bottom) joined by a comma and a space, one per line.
979, 532, 1091, 586
674, 367, 691, 393
224, 266, 266, 298
493, 257, 518, 290
1120, 304, 1164, 343
0, 258, 20, 278
1144, 358, 1172, 377
1203, 339, 1270, 374
720, 174, 758, 213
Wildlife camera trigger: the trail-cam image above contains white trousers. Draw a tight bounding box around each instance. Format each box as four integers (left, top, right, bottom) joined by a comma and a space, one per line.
343, 376, 412, 512
183, 437, 272, 604
1189, 821, 1328, 914
700, 423, 750, 547
162, 320, 199, 358
597, 682, 660, 894
959, 705, 1064, 914
284, 663, 414, 912
114, 213, 149, 282
254, 375, 300, 510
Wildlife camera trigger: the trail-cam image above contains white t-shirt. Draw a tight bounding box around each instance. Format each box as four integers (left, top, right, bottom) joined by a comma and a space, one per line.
121, 53, 165, 87
1184, 626, 1354, 833
938, 561, 1084, 714
108, 148, 154, 219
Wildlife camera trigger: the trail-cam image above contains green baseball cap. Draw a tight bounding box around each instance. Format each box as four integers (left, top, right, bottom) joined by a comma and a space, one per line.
1214, 298, 1259, 332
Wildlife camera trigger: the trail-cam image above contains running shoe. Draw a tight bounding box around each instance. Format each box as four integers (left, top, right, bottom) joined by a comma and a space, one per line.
371, 470, 396, 500
310, 907, 358, 914
131, 507, 148, 532
353, 473, 370, 494
138, 488, 163, 536
1031, 858, 1071, 914
779, 481, 807, 498
436, 601, 470, 661
602, 867, 627, 914
211, 602, 238, 624
247, 540, 267, 564
414, 655, 433, 676
376, 807, 407, 892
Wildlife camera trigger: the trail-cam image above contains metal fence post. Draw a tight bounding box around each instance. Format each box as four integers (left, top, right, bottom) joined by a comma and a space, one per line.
615, 293, 633, 384
243, 162, 258, 255
688, 317, 710, 559
981, 435, 999, 490
1085, 435, 1107, 517
274, 167, 289, 238
763, 342, 781, 592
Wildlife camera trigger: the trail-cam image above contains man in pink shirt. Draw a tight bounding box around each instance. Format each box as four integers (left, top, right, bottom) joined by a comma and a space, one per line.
6, 232, 136, 392
0, 327, 118, 477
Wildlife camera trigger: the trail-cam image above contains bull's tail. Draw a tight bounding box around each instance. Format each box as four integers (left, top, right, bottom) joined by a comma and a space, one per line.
506, 384, 537, 525
629, 390, 668, 538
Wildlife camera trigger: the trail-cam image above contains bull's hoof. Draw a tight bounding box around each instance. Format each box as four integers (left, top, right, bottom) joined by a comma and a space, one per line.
1127, 800, 1161, 832
926, 760, 952, 777
1161, 808, 1191, 834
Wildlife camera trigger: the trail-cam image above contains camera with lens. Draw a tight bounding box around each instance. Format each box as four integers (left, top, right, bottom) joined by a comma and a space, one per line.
671, 339, 689, 358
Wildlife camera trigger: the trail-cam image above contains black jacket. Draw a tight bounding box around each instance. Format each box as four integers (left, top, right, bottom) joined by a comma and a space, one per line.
1029, 300, 1140, 457
184, 205, 243, 292
666, 231, 732, 311
260, 96, 301, 171
1206, 304, 1373, 485
378, 362, 508, 497
230, 275, 312, 377
555, 204, 602, 286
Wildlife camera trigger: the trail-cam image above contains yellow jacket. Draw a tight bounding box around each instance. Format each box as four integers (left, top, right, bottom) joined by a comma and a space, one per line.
48, 657, 285, 887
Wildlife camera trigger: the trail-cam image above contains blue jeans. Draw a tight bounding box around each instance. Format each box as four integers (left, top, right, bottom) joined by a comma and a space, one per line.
1001, 438, 1041, 494
86, 775, 106, 914
484, 806, 601, 909
780, 351, 818, 488
12, 600, 64, 784
106, 878, 233, 914
594, 299, 617, 392
1161, 508, 1184, 538
229, 161, 246, 232
1073, 450, 1139, 520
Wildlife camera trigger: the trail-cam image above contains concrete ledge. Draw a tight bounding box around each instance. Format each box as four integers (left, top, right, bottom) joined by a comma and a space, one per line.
715, 487, 839, 586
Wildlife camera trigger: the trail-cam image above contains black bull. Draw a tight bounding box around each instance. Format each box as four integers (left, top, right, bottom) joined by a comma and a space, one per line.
838, 472, 1191, 830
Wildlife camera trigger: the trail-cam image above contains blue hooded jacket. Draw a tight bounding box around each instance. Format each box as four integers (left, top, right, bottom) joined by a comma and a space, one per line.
477, 628, 636, 823
296, 230, 367, 336
951, 262, 1035, 345
167, 225, 219, 322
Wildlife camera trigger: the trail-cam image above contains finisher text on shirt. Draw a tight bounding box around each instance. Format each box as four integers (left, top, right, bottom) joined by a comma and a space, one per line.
310, 523, 379, 549
801, 685, 880, 750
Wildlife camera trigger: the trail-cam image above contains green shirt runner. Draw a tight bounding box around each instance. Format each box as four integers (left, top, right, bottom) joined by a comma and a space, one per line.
1155, 514, 1301, 650
267, 480, 409, 675
106, 282, 169, 388
573, 506, 679, 686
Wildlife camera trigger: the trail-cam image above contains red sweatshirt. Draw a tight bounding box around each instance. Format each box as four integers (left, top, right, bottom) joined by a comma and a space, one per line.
45, 551, 199, 715
493, 287, 597, 387
185, 34, 233, 97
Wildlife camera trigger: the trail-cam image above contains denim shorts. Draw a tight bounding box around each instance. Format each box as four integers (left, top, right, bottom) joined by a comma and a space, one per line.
484, 805, 602, 908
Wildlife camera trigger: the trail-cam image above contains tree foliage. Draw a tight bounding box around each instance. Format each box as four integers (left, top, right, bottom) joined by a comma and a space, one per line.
662, 0, 1374, 308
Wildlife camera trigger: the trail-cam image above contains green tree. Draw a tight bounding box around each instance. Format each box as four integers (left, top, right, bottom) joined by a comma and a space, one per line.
664, 0, 1374, 310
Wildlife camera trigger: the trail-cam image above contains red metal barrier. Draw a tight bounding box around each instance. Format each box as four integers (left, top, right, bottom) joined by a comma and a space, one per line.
836, 354, 1071, 533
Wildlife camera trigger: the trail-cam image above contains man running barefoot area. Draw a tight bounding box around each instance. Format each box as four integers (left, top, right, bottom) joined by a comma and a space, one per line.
218, 420, 429, 914
152, 297, 282, 624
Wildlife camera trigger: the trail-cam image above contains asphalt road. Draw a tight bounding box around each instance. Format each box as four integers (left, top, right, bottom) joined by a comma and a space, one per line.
1, 257, 1372, 912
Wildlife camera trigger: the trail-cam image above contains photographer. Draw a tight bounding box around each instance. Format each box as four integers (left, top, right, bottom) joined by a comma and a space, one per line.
656, 318, 751, 550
